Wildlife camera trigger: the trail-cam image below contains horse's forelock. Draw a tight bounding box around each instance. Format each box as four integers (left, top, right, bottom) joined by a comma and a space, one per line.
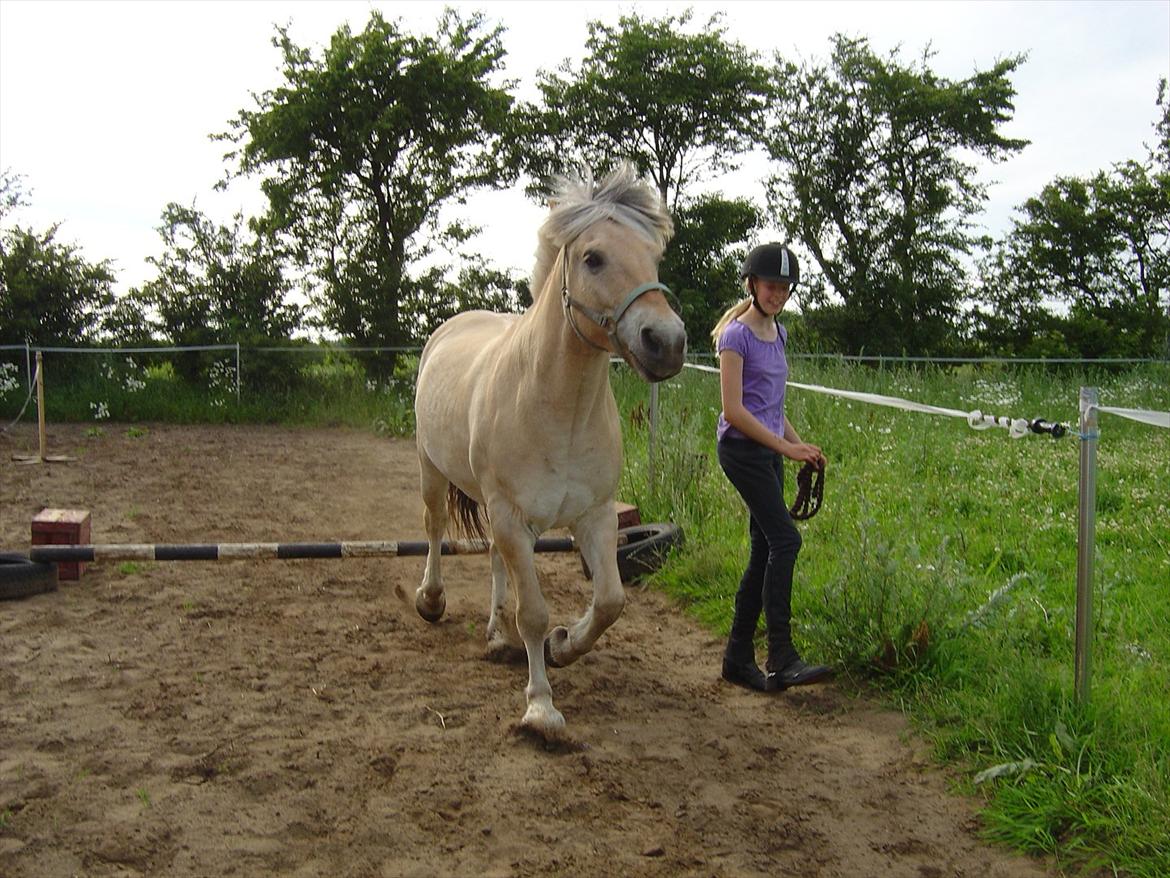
532, 163, 673, 296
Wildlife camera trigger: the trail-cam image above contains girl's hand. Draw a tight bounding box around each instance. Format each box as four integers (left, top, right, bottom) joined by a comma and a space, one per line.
781, 440, 825, 468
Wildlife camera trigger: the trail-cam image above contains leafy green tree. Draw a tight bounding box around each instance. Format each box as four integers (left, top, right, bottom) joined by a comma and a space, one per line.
978, 79, 1170, 358
521, 9, 771, 210
405, 263, 530, 342
218, 10, 516, 365
764, 35, 1028, 356
104, 203, 300, 385
0, 171, 116, 345
658, 195, 763, 349
134, 203, 302, 345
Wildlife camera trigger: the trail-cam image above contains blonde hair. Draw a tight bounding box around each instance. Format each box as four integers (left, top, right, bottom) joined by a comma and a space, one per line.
709, 277, 756, 347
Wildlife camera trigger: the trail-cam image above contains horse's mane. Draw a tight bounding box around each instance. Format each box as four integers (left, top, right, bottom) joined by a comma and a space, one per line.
531, 162, 674, 298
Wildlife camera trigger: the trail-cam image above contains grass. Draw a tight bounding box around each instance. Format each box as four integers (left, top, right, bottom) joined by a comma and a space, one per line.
614, 359, 1169, 878
0, 349, 418, 434
2, 349, 1167, 875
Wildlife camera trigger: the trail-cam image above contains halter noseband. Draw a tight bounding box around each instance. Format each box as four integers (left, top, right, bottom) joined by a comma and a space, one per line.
559, 246, 676, 355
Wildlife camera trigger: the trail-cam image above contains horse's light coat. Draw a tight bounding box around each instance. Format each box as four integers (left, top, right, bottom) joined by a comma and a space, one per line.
411, 164, 686, 739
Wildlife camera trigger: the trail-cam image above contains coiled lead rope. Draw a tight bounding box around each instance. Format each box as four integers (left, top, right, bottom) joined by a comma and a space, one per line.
789, 461, 824, 521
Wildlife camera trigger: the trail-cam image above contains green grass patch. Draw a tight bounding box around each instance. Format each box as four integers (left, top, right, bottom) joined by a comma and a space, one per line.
0, 349, 419, 436
615, 359, 1169, 878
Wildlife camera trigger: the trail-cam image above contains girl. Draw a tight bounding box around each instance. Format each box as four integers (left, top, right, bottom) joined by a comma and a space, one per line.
713, 242, 831, 692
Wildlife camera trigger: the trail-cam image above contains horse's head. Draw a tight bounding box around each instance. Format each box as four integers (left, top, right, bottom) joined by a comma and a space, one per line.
537, 164, 687, 382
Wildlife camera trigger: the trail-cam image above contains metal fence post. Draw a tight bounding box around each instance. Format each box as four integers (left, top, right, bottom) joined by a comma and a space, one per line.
1075, 387, 1098, 704
649, 382, 659, 494
235, 343, 241, 402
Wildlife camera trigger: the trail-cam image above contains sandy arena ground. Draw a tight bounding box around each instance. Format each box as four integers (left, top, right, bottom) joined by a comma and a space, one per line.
0, 423, 1057, 877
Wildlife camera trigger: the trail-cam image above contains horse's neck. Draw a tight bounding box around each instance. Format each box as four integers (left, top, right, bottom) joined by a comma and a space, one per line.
512, 269, 612, 406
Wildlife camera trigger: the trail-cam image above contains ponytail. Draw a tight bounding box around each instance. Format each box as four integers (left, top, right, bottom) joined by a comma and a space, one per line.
710, 277, 756, 348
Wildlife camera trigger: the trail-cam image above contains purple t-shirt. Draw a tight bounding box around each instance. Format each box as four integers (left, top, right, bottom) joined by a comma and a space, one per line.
716, 318, 788, 442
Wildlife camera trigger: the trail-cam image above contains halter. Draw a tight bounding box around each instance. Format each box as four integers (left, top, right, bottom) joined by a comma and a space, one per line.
558, 246, 676, 356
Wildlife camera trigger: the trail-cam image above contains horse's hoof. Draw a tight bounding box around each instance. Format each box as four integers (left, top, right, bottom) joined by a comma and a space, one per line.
520, 703, 566, 742
543, 626, 576, 668
415, 589, 446, 623
485, 636, 527, 664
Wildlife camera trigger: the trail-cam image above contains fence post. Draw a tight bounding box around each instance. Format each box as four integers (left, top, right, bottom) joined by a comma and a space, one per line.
235, 343, 241, 403
649, 382, 659, 494
1075, 386, 1098, 704
35, 350, 46, 460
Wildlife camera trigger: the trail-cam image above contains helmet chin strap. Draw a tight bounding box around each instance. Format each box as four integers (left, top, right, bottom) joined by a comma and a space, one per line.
748, 278, 768, 316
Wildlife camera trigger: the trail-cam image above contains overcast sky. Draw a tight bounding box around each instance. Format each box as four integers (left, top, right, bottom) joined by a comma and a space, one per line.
1, 0, 1167, 298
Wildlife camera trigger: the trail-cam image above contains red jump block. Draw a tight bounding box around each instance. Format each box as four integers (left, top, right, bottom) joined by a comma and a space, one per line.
616, 502, 641, 530
32, 508, 91, 581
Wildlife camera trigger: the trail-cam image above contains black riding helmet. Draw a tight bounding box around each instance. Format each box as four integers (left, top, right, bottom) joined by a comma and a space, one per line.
740, 242, 800, 288
741, 242, 799, 314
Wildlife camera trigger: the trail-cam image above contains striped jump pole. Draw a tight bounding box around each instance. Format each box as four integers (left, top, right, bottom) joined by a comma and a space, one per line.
20, 533, 650, 566
28, 536, 591, 565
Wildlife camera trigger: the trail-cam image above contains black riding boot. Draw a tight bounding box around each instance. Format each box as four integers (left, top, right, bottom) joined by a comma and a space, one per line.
721, 621, 767, 692
765, 625, 831, 691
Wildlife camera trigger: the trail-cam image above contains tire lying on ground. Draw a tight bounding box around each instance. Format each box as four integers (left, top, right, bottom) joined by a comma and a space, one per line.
0, 553, 59, 600
581, 522, 685, 584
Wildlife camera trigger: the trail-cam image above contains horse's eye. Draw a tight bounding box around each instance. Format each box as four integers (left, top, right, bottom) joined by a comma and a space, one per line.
583, 250, 604, 271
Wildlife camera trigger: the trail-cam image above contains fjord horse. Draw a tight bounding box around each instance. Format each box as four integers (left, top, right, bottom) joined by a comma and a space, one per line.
411, 164, 686, 740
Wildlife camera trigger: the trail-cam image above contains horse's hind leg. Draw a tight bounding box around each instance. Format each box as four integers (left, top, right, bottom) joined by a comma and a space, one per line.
414, 450, 448, 623
547, 502, 625, 668
485, 543, 524, 662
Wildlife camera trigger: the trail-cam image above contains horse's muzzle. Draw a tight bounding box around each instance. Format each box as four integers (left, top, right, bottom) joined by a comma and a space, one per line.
618, 313, 687, 383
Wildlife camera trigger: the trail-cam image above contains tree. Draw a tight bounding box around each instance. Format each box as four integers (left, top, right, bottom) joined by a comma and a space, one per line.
217, 10, 516, 364
124, 206, 304, 388
0, 170, 116, 345
521, 10, 771, 210
405, 262, 530, 342
977, 79, 1170, 357
658, 195, 763, 349
764, 36, 1028, 355
134, 203, 302, 345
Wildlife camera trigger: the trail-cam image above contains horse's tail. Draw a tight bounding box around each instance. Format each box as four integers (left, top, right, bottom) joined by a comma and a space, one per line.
446, 483, 489, 544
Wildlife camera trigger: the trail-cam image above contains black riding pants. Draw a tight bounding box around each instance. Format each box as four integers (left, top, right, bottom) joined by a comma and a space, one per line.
717, 436, 803, 666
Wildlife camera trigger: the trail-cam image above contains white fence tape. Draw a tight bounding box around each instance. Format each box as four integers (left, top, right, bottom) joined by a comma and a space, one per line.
684, 362, 1051, 438
1095, 406, 1170, 429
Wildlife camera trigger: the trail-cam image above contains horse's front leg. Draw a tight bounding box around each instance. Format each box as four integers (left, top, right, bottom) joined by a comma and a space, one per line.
485, 543, 524, 662
489, 500, 564, 739
413, 451, 448, 622
547, 502, 625, 668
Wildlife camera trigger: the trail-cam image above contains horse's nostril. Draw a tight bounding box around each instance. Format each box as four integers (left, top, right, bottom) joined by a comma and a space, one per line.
641, 325, 686, 360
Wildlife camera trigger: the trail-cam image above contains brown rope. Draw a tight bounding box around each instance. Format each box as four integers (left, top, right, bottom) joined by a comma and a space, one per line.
789, 462, 824, 521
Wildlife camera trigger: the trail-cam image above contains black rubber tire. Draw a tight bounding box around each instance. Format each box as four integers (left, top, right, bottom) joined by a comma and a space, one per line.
582, 522, 685, 584
0, 552, 59, 600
